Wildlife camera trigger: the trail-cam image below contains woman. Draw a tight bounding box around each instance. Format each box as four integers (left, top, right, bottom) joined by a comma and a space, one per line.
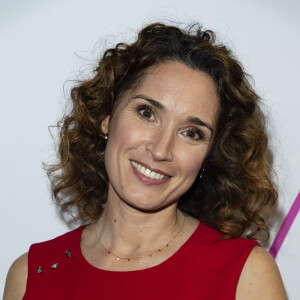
4, 23, 286, 299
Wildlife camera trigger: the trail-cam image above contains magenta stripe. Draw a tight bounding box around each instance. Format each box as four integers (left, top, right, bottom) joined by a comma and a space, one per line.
269, 191, 300, 259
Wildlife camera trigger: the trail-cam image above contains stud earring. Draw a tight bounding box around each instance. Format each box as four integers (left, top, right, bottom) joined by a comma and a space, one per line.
104, 134, 108, 140
199, 168, 205, 179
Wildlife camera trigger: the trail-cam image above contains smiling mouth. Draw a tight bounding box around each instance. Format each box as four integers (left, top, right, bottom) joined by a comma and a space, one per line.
130, 160, 170, 180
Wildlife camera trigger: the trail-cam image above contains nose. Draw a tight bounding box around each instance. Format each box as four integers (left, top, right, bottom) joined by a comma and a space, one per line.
146, 128, 174, 162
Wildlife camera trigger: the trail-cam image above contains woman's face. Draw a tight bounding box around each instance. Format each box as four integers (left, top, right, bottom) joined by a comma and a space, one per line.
102, 61, 219, 211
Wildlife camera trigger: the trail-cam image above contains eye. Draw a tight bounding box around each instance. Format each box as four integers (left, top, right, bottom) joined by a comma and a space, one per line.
137, 105, 155, 121
183, 128, 204, 141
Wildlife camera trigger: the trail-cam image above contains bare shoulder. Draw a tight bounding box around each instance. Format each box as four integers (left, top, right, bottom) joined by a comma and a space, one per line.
236, 246, 287, 299
3, 252, 28, 300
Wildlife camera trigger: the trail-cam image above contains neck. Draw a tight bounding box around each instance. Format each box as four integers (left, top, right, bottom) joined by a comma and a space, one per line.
94, 195, 183, 258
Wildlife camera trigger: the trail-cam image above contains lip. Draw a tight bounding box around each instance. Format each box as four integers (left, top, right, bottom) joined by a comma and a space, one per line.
130, 160, 171, 186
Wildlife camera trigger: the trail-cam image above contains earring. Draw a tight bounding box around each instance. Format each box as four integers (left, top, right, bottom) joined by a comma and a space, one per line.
104, 134, 108, 140
199, 168, 205, 179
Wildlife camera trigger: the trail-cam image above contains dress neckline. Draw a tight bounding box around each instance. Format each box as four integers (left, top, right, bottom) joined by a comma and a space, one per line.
76, 221, 204, 274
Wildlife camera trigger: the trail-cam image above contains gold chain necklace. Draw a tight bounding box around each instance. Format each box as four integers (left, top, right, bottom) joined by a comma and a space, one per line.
96, 215, 185, 262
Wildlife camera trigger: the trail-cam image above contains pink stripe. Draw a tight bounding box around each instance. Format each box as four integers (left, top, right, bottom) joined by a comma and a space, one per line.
269, 191, 300, 259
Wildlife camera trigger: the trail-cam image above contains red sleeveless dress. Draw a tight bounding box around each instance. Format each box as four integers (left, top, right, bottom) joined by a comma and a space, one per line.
23, 222, 259, 299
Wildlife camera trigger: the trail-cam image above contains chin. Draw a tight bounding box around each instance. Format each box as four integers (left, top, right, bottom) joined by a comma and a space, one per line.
121, 194, 177, 213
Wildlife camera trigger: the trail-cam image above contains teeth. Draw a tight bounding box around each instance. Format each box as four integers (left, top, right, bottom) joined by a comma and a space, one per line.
144, 169, 151, 177
154, 173, 161, 179
130, 161, 169, 180
149, 171, 156, 179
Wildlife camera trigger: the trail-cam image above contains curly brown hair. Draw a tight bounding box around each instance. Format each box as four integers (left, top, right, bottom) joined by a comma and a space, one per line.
47, 22, 277, 241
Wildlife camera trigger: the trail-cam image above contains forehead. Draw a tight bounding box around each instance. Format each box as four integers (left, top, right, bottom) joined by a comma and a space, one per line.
130, 62, 219, 126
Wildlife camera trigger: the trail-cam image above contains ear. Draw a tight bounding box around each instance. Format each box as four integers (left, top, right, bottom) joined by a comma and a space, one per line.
101, 115, 110, 134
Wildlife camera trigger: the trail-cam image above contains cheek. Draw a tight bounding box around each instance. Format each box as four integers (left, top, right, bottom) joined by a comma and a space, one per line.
111, 116, 153, 148
178, 147, 207, 178
105, 118, 148, 163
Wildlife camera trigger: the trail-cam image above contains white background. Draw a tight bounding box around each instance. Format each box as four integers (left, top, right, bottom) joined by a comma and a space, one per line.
1, 0, 299, 298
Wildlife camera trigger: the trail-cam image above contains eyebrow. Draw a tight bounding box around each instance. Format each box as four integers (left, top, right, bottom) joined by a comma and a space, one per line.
130, 94, 166, 111
187, 117, 213, 133
129, 94, 213, 133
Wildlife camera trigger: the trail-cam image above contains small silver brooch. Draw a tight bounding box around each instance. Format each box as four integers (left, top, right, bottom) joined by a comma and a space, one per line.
51, 263, 59, 269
